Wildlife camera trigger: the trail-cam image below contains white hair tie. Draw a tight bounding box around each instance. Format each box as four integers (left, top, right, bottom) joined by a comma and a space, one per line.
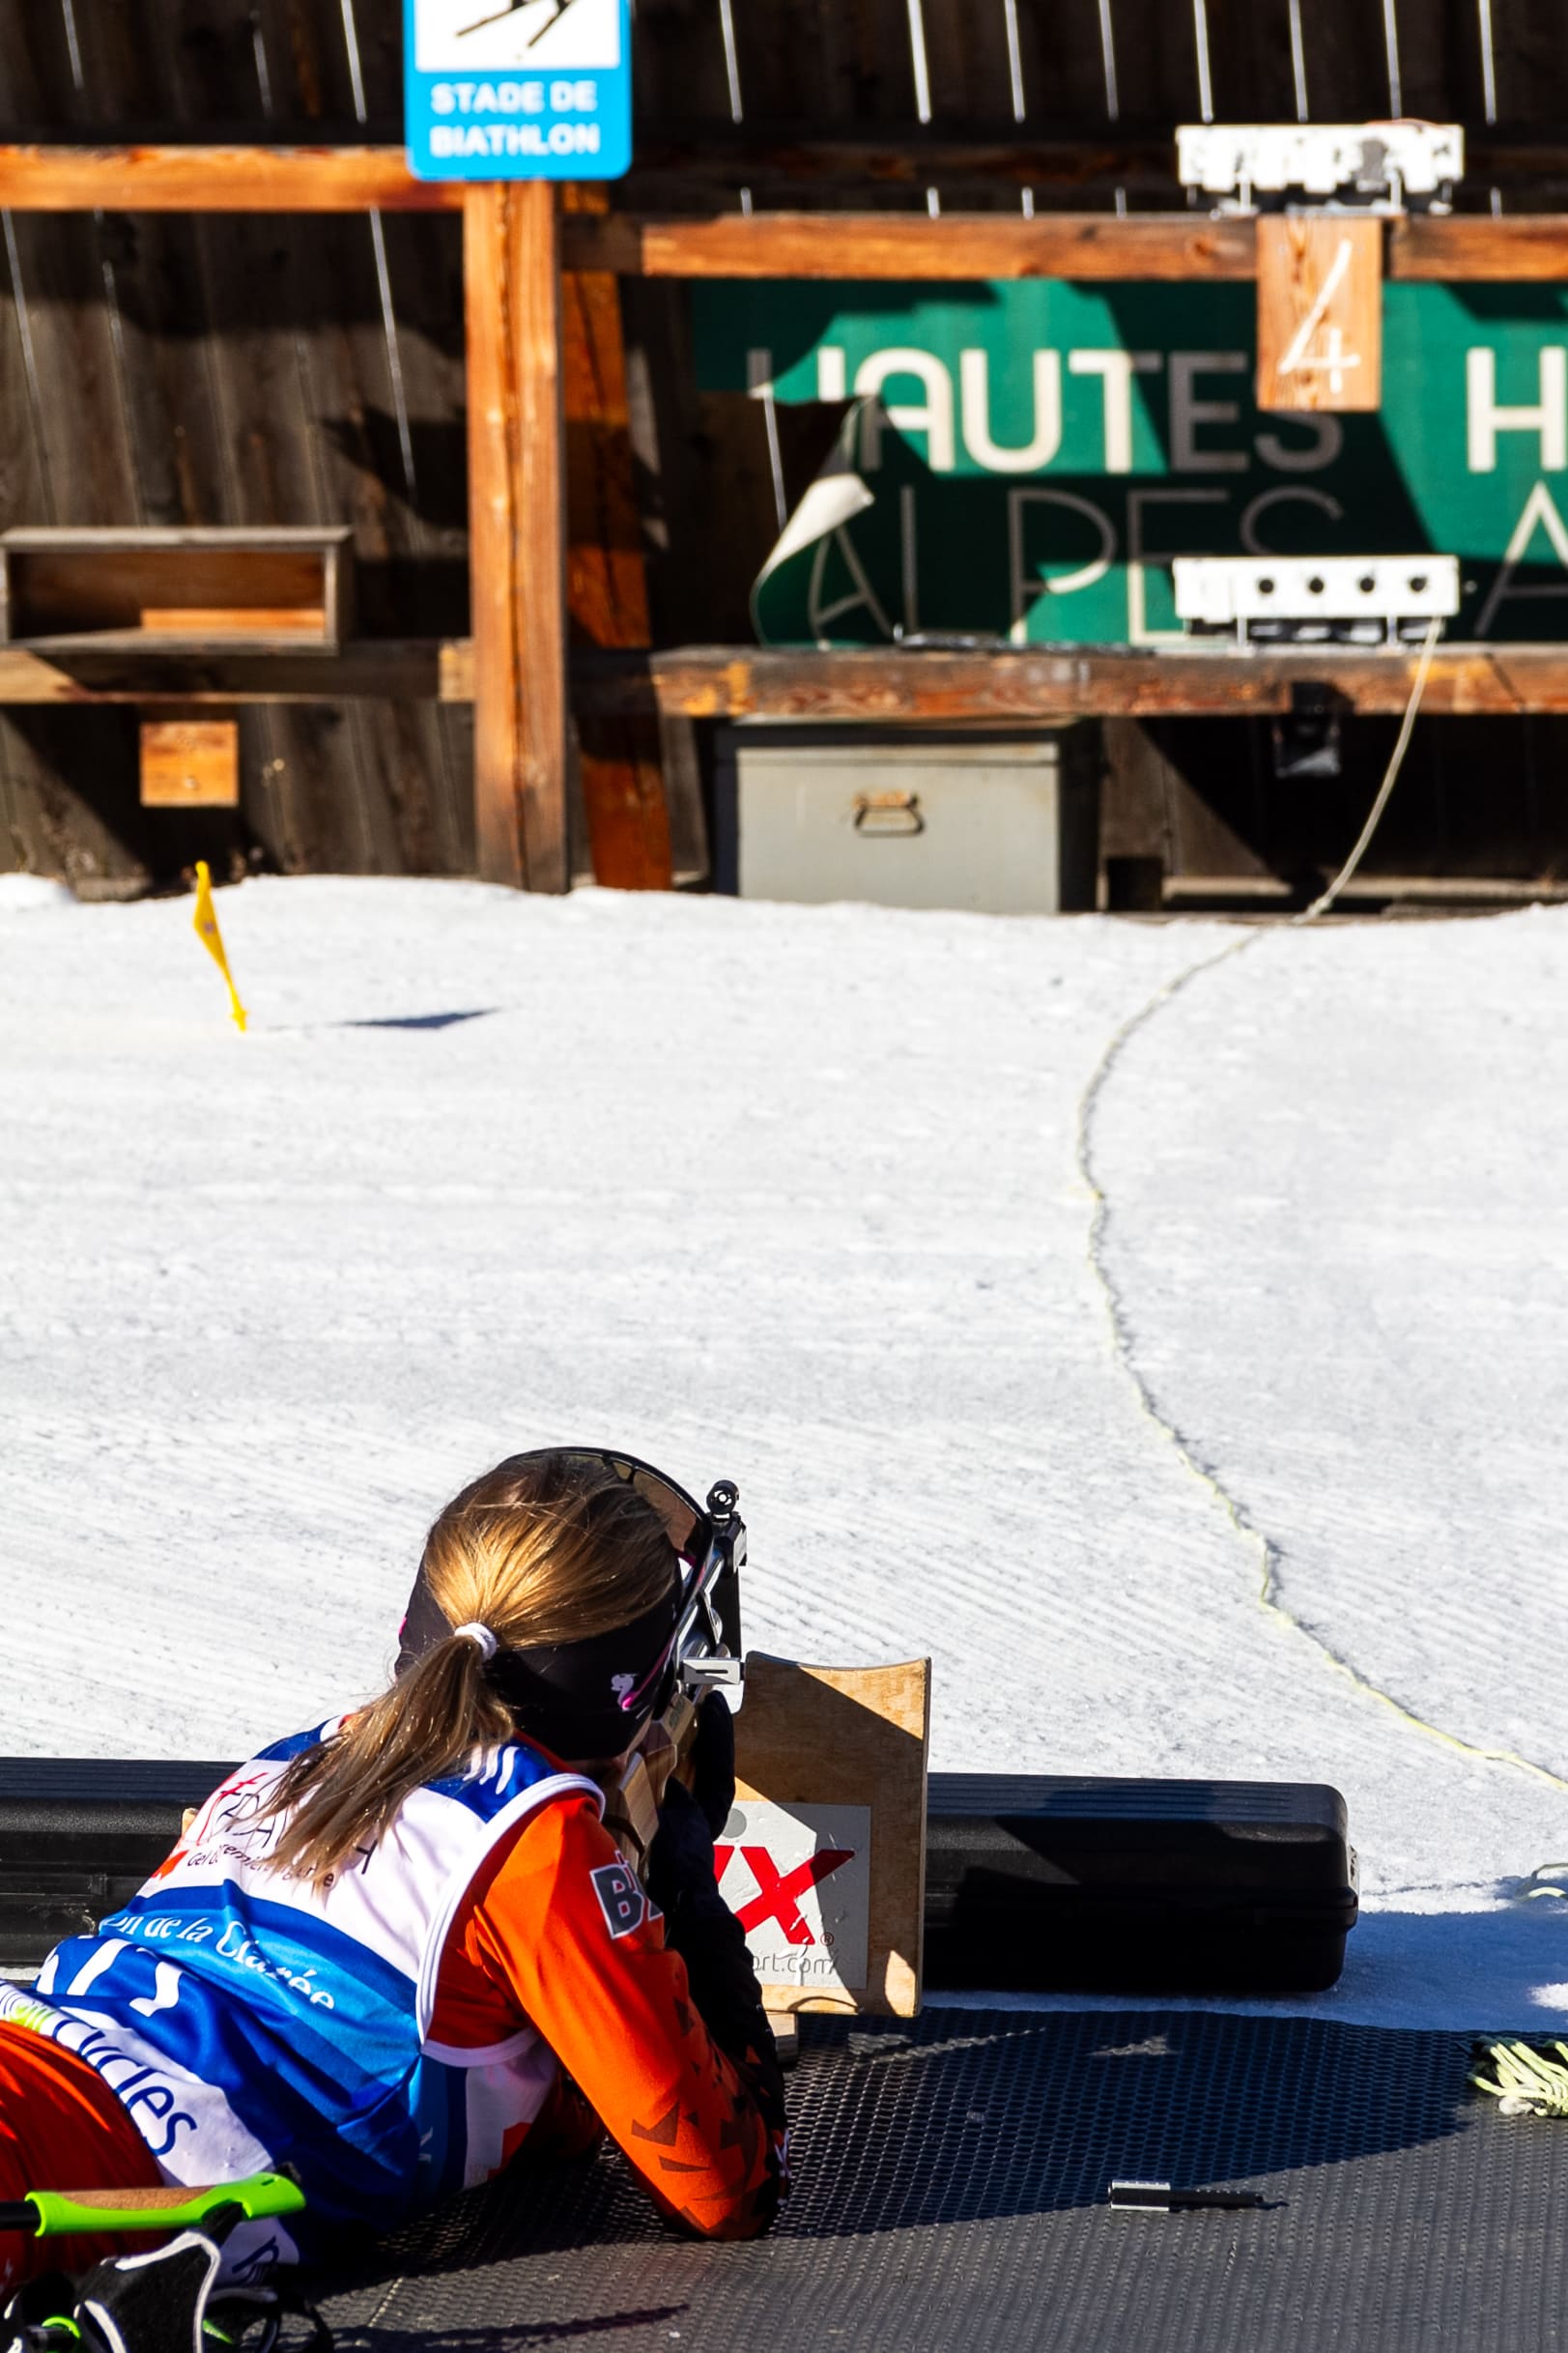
452, 1621, 499, 1662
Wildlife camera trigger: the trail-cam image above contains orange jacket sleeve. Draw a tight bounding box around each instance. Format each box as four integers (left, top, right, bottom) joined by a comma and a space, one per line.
454, 1794, 786, 2241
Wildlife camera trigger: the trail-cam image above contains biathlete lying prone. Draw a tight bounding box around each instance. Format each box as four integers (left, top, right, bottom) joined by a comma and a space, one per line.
0, 1449, 787, 2307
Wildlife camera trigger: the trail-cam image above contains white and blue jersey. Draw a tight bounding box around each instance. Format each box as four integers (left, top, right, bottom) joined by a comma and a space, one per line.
0, 1724, 601, 2266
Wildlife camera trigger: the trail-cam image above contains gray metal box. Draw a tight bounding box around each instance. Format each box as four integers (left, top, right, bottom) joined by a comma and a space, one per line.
714, 727, 1099, 914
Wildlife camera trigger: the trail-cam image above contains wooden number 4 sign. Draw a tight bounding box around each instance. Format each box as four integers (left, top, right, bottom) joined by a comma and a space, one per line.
1256, 215, 1383, 414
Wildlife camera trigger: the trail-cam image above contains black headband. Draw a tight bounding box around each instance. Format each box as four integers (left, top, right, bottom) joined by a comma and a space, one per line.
395, 1569, 682, 1762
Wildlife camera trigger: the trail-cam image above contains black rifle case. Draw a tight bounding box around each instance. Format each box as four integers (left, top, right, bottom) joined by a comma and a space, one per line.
926, 1774, 1358, 1994
0, 1762, 1356, 1994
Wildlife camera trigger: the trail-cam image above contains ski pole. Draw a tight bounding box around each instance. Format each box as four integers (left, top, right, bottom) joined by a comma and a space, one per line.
0, 2173, 305, 2239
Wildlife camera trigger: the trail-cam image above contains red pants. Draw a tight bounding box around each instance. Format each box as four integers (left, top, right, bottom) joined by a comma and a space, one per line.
0, 2025, 162, 2294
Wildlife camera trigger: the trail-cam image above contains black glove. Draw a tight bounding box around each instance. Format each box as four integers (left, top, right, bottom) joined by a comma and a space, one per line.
686, 1687, 737, 1840
646, 1707, 785, 2152
644, 1693, 737, 1936
73, 2230, 227, 2353
54, 2221, 331, 2353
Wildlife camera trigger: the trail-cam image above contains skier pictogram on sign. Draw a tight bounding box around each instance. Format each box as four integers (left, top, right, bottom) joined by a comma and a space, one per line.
403, 0, 631, 179
416, 0, 619, 70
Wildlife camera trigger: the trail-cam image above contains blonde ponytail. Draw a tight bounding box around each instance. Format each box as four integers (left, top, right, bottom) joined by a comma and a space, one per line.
260, 1452, 678, 1882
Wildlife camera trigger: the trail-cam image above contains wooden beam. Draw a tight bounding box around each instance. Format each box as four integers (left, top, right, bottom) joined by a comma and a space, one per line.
5, 152, 1568, 284
2, 131, 1567, 214
465, 183, 569, 892
565, 644, 1568, 720
559, 210, 1256, 280
1387, 214, 1568, 279
0, 145, 461, 213
9, 639, 1568, 719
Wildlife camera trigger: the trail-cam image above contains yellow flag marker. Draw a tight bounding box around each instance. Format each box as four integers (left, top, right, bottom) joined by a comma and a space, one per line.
191, 860, 248, 1032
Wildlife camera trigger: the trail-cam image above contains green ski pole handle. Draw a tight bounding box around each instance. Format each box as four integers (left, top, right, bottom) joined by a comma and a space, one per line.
0, 2171, 305, 2239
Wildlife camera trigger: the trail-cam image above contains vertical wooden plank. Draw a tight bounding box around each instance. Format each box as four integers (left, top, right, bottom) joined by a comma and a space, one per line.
466, 181, 568, 893
1098, 0, 1222, 127
1010, 0, 1126, 140
1256, 215, 1383, 416
1295, 0, 1406, 118
919, 0, 1028, 130
0, 224, 51, 528
509, 178, 569, 895
1198, 0, 1297, 123
618, 278, 710, 880
1396, 0, 1479, 122
16, 289, 142, 531
374, 208, 474, 876
464, 184, 524, 890
1484, 0, 1568, 126
627, 0, 734, 128
561, 186, 670, 892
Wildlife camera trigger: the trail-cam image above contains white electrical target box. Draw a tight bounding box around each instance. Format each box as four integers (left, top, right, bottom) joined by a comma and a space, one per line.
1176, 122, 1463, 214
1173, 554, 1459, 645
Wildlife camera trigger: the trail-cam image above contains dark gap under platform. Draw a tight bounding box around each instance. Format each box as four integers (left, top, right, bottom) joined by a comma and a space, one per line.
318, 2008, 1559, 2353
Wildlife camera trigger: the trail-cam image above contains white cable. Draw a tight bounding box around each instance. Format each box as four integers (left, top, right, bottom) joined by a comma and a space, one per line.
717, 0, 743, 124
1072, 622, 1568, 1793
1383, 0, 1404, 115
1294, 616, 1440, 924
905, 0, 933, 122
1476, 0, 1498, 124
1098, 0, 1121, 119
1098, 0, 1124, 213
1002, 0, 1025, 121
1190, 0, 1213, 123
1287, 0, 1308, 123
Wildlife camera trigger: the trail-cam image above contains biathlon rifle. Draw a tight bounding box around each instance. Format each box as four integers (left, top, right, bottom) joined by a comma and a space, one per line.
603, 1479, 744, 1880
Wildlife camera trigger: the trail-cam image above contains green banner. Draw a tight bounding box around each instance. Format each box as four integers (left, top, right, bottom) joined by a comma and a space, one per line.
692, 280, 1568, 646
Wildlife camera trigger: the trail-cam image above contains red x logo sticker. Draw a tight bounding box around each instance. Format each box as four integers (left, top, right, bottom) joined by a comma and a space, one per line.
713, 1843, 857, 1945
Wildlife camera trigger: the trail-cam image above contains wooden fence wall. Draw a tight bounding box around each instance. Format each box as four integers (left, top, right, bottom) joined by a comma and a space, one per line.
3, 0, 1568, 893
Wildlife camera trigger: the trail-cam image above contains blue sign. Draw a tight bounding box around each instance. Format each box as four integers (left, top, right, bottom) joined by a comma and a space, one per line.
404, 0, 631, 181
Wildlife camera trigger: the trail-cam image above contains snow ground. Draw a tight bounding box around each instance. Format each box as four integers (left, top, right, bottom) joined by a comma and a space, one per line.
3, 872, 1568, 2033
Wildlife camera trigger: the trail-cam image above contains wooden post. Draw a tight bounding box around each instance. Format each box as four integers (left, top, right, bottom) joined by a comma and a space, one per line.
1256, 214, 1383, 415
562, 185, 673, 890
464, 182, 569, 892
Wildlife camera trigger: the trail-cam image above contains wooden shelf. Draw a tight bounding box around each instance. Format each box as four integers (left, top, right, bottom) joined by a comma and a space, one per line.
4, 640, 1568, 717
0, 529, 355, 653
0, 640, 454, 703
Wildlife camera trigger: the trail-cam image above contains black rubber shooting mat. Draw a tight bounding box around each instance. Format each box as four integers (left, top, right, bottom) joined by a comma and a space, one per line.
316, 2008, 1566, 2353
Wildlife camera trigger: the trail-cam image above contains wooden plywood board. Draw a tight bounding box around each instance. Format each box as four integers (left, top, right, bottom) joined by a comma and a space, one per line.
1256, 215, 1383, 415
139, 713, 240, 807
731, 1654, 930, 2022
